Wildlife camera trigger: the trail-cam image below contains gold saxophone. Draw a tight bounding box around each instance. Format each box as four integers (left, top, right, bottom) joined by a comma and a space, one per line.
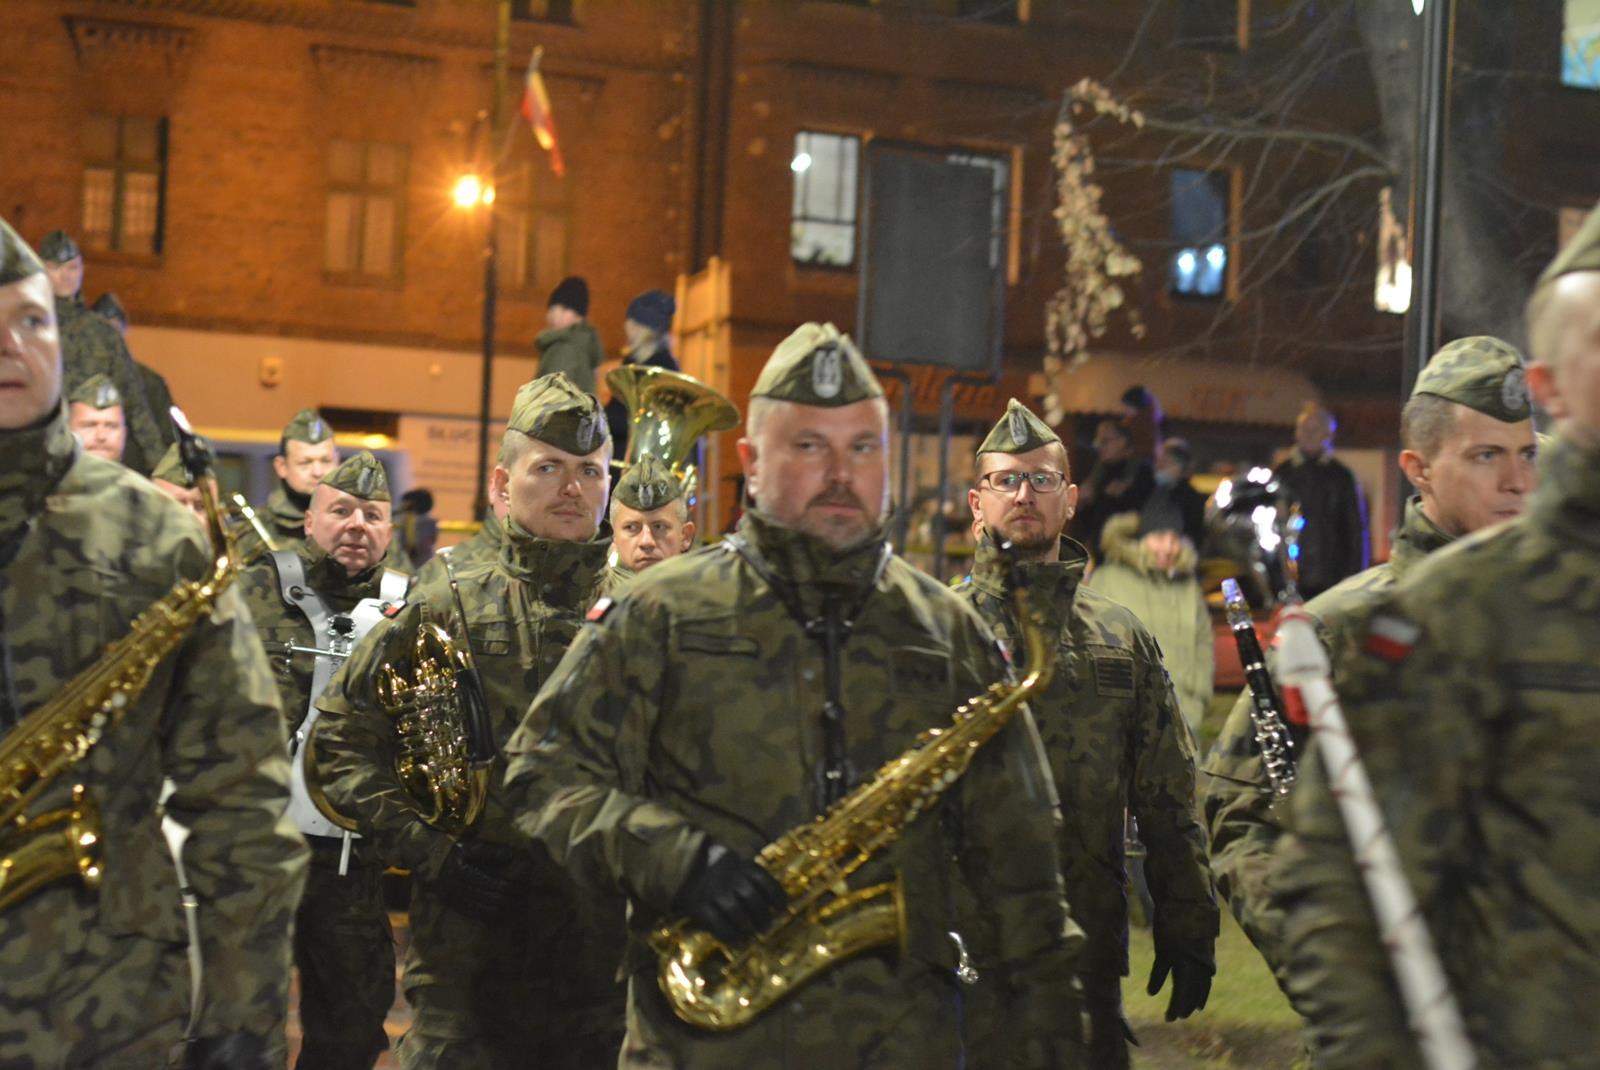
650, 554, 1055, 1030
0, 419, 237, 913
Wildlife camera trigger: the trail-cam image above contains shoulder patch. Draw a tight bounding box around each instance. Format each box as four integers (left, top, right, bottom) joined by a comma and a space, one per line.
1093, 654, 1136, 698
1363, 614, 1420, 662
586, 597, 615, 623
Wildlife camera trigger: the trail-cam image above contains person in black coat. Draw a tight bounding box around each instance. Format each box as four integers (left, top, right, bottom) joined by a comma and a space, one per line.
1273, 401, 1370, 599
605, 288, 680, 462
1151, 436, 1208, 551
1074, 416, 1155, 561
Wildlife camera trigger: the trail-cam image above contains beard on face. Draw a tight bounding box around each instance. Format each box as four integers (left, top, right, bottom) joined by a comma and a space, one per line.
991, 505, 1059, 558
795, 483, 878, 549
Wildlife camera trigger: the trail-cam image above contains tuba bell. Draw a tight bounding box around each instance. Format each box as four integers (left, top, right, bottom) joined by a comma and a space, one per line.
606, 365, 739, 504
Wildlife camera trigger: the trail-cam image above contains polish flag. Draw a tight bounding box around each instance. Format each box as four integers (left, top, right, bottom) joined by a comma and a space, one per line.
520, 46, 565, 176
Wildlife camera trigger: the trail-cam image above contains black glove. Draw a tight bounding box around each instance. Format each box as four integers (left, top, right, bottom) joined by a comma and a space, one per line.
673, 843, 788, 945
433, 840, 526, 922
186, 1033, 270, 1070
1146, 950, 1214, 1021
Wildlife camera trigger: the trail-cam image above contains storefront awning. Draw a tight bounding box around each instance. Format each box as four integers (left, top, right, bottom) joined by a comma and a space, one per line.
1031, 352, 1321, 426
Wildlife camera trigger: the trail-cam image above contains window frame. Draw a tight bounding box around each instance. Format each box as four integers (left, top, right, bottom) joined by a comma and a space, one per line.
1167, 165, 1240, 303
323, 138, 409, 284
81, 114, 169, 258
790, 129, 865, 272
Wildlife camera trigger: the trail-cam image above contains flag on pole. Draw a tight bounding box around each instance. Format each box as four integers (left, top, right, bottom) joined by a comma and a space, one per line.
520, 46, 565, 176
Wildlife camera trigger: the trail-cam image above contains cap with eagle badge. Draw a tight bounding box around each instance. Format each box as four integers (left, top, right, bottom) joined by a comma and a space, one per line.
613, 455, 682, 513
977, 398, 1061, 456
37, 229, 81, 265
506, 372, 610, 456
282, 408, 335, 446
320, 450, 391, 503
750, 323, 883, 407
66, 374, 122, 411
0, 218, 45, 286
1411, 336, 1532, 424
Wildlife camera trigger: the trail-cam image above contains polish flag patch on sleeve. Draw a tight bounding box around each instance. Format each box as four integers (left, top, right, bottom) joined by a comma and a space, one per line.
586, 597, 615, 623
1364, 614, 1421, 662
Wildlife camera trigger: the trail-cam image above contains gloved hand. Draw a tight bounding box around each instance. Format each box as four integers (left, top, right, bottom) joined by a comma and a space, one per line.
673, 843, 788, 945
433, 840, 526, 922
1146, 949, 1214, 1021
186, 1032, 270, 1070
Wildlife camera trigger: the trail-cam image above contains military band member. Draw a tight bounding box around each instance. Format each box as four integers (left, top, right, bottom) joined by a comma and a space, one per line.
1204, 336, 1538, 993
0, 218, 306, 1066
92, 290, 180, 430
1271, 204, 1600, 1067
235, 408, 341, 563
64, 372, 126, 463
608, 454, 695, 580
37, 230, 169, 475
505, 326, 1087, 1069
959, 399, 1218, 1068
314, 373, 626, 1069
237, 451, 407, 1070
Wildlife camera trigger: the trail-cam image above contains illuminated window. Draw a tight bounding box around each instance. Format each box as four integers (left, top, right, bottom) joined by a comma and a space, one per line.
325, 140, 407, 279
1169, 169, 1230, 299
81, 115, 167, 256
1565, 0, 1600, 88
494, 161, 571, 294
791, 131, 861, 268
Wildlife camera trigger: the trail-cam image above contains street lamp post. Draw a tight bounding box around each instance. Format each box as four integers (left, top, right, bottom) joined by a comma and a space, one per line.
1403, 0, 1455, 399
471, 0, 512, 522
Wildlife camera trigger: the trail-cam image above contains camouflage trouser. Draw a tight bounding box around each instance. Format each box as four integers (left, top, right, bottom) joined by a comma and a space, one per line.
293, 838, 395, 1070
0, 925, 188, 1068
1083, 974, 1132, 1070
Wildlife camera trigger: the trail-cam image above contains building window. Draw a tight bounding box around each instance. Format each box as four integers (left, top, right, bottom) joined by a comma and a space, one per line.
1565, 0, 1600, 89
1169, 168, 1231, 299
1177, 0, 1245, 52
81, 114, 167, 256
325, 140, 407, 279
512, 0, 574, 20
956, 0, 1024, 24
495, 161, 570, 294
791, 131, 861, 268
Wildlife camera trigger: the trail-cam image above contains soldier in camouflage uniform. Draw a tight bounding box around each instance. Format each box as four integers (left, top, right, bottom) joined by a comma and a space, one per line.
957, 398, 1218, 1068
64, 372, 126, 463
235, 409, 341, 564
314, 374, 626, 1069
37, 230, 169, 475
92, 290, 180, 430
0, 218, 307, 1067
607, 454, 696, 584
1269, 204, 1600, 1067
1204, 336, 1538, 995
237, 451, 408, 1069
505, 326, 1088, 1070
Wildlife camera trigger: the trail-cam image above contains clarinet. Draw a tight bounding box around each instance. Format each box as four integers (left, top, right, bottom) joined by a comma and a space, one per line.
1221, 577, 1296, 797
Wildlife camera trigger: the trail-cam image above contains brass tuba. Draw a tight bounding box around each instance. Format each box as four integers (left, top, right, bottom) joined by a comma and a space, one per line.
0, 415, 237, 913
650, 548, 1055, 1030
606, 365, 739, 503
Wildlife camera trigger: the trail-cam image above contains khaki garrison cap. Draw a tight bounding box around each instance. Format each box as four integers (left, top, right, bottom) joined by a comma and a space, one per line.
67, 374, 122, 411
321, 450, 391, 502
506, 372, 610, 456
0, 218, 45, 286
38, 230, 81, 265
1537, 200, 1600, 289
750, 323, 884, 407
613, 456, 682, 512
283, 408, 336, 446
977, 398, 1062, 455
1413, 336, 1531, 424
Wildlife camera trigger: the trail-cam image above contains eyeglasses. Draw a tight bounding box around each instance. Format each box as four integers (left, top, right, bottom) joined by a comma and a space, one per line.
979, 470, 1067, 494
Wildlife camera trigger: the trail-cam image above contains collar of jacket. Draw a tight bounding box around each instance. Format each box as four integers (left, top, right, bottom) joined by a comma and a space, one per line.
735, 508, 890, 606
1529, 431, 1600, 549
1097, 511, 1199, 579
298, 537, 388, 599
0, 404, 78, 556
267, 481, 312, 528
497, 518, 611, 603
970, 531, 1087, 626
1389, 496, 1455, 581
476, 510, 505, 550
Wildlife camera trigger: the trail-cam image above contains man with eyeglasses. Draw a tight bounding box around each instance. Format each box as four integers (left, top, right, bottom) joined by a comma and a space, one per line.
959, 399, 1218, 1069
312, 373, 628, 1068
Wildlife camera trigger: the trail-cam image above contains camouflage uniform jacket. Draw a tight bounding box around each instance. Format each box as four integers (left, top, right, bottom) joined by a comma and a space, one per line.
504, 510, 1087, 1070
1201, 497, 1452, 986
0, 409, 307, 1060
1272, 434, 1600, 1068
313, 521, 626, 1028
55, 295, 169, 475
957, 536, 1217, 985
